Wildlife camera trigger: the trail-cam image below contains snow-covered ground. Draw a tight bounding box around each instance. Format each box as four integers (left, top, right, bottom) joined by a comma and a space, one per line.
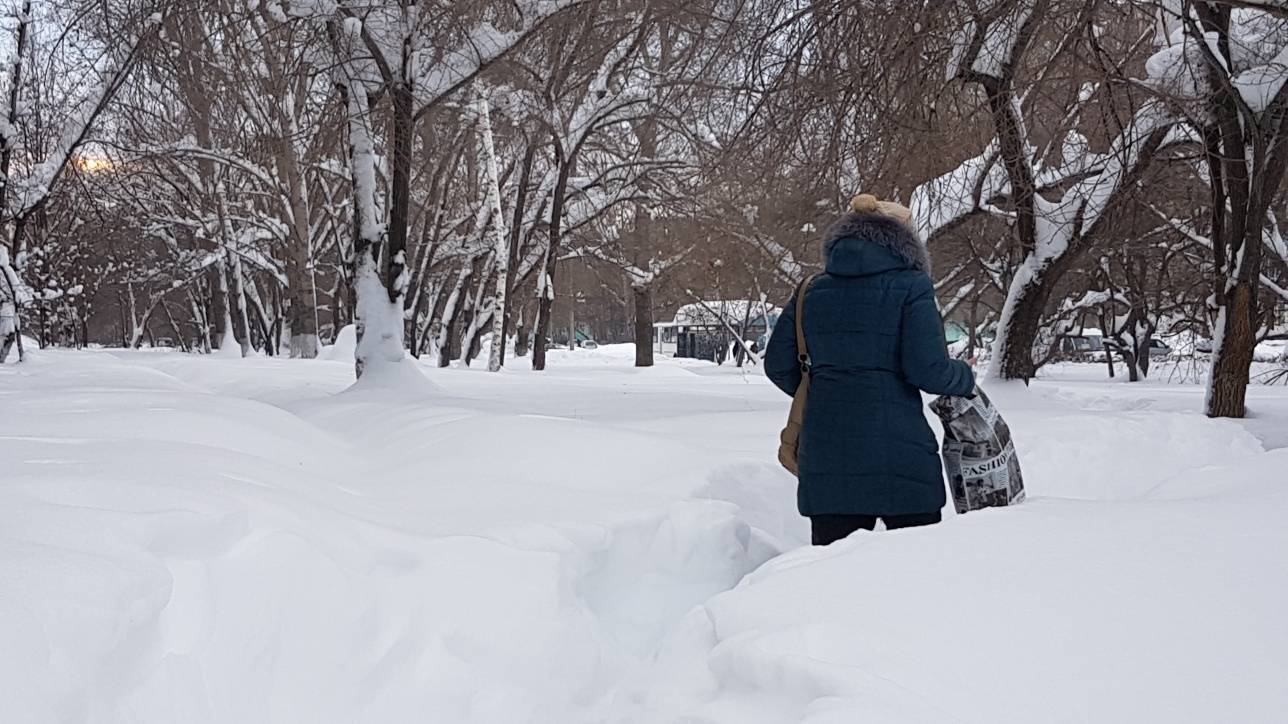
3, 345, 1286, 724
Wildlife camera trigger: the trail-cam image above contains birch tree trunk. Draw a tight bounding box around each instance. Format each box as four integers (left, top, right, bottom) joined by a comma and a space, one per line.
476, 96, 509, 372
278, 125, 320, 358
501, 146, 538, 367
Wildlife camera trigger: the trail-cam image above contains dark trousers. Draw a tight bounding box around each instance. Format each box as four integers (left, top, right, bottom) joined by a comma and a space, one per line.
810, 512, 942, 545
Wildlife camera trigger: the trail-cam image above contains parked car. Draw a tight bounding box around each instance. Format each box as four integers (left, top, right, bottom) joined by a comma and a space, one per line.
1255, 338, 1286, 362
1057, 333, 1108, 362
1147, 339, 1172, 359
1095, 335, 1173, 361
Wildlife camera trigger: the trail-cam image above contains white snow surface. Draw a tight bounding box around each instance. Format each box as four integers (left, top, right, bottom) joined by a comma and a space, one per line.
3, 348, 1287, 723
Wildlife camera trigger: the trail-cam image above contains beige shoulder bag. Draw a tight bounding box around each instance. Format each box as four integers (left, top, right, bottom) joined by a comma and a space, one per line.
777, 274, 819, 476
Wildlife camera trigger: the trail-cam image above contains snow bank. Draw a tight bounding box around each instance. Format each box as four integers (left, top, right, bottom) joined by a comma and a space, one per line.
615, 376, 1288, 723
0, 351, 776, 723
3, 351, 1287, 724
317, 323, 440, 397
343, 356, 441, 398
319, 324, 357, 361
621, 448, 1288, 724
0, 333, 40, 361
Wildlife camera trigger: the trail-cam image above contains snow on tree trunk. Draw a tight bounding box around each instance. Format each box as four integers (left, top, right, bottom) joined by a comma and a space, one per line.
213, 254, 235, 349
342, 79, 404, 378
217, 311, 240, 355
229, 250, 252, 357
1, 247, 25, 362
514, 310, 530, 358
1208, 282, 1258, 416
352, 249, 406, 377
476, 95, 509, 372
434, 267, 471, 366
988, 258, 1063, 380
1126, 318, 1154, 383
459, 263, 493, 365
288, 320, 319, 359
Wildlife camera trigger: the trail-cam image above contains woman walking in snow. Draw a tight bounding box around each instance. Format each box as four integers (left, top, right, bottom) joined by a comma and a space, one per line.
765, 194, 975, 545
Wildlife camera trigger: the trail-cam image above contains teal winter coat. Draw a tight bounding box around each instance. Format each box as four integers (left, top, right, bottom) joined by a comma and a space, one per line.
765, 212, 974, 516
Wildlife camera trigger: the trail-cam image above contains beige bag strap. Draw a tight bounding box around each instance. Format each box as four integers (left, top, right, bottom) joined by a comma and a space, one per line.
794, 274, 819, 373
777, 274, 822, 476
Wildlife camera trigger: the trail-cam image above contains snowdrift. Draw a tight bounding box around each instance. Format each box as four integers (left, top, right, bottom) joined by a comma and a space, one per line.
2, 351, 1286, 724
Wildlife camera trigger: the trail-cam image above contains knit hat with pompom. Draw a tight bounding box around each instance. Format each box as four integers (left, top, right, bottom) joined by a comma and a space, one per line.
850, 193, 913, 228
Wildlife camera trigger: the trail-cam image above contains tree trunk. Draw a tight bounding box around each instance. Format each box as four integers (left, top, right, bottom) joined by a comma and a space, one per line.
441, 298, 465, 368
476, 96, 510, 372
514, 309, 530, 358
261, 19, 319, 360
632, 104, 660, 368
211, 263, 229, 349
408, 300, 423, 359
229, 252, 252, 357
1123, 351, 1140, 382
282, 181, 318, 358
163, 302, 189, 352
633, 284, 654, 367
568, 301, 576, 349
460, 260, 493, 366
346, 78, 413, 376
1131, 326, 1153, 382
386, 81, 413, 308
991, 277, 1050, 380
189, 290, 210, 353
467, 311, 490, 363
501, 145, 538, 367
339, 76, 402, 377
990, 252, 1078, 380
288, 296, 319, 358
531, 156, 574, 372
435, 268, 470, 366
1207, 281, 1257, 417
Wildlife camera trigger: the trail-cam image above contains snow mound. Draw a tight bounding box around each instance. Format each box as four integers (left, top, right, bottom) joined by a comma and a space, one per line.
320, 324, 357, 361
211, 331, 247, 358
5, 350, 1288, 724
622, 450, 1288, 724
0, 334, 40, 361
343, 356, 441, 399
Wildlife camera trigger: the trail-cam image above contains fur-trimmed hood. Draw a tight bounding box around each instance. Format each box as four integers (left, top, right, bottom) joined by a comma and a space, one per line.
821, 212, 930, 277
